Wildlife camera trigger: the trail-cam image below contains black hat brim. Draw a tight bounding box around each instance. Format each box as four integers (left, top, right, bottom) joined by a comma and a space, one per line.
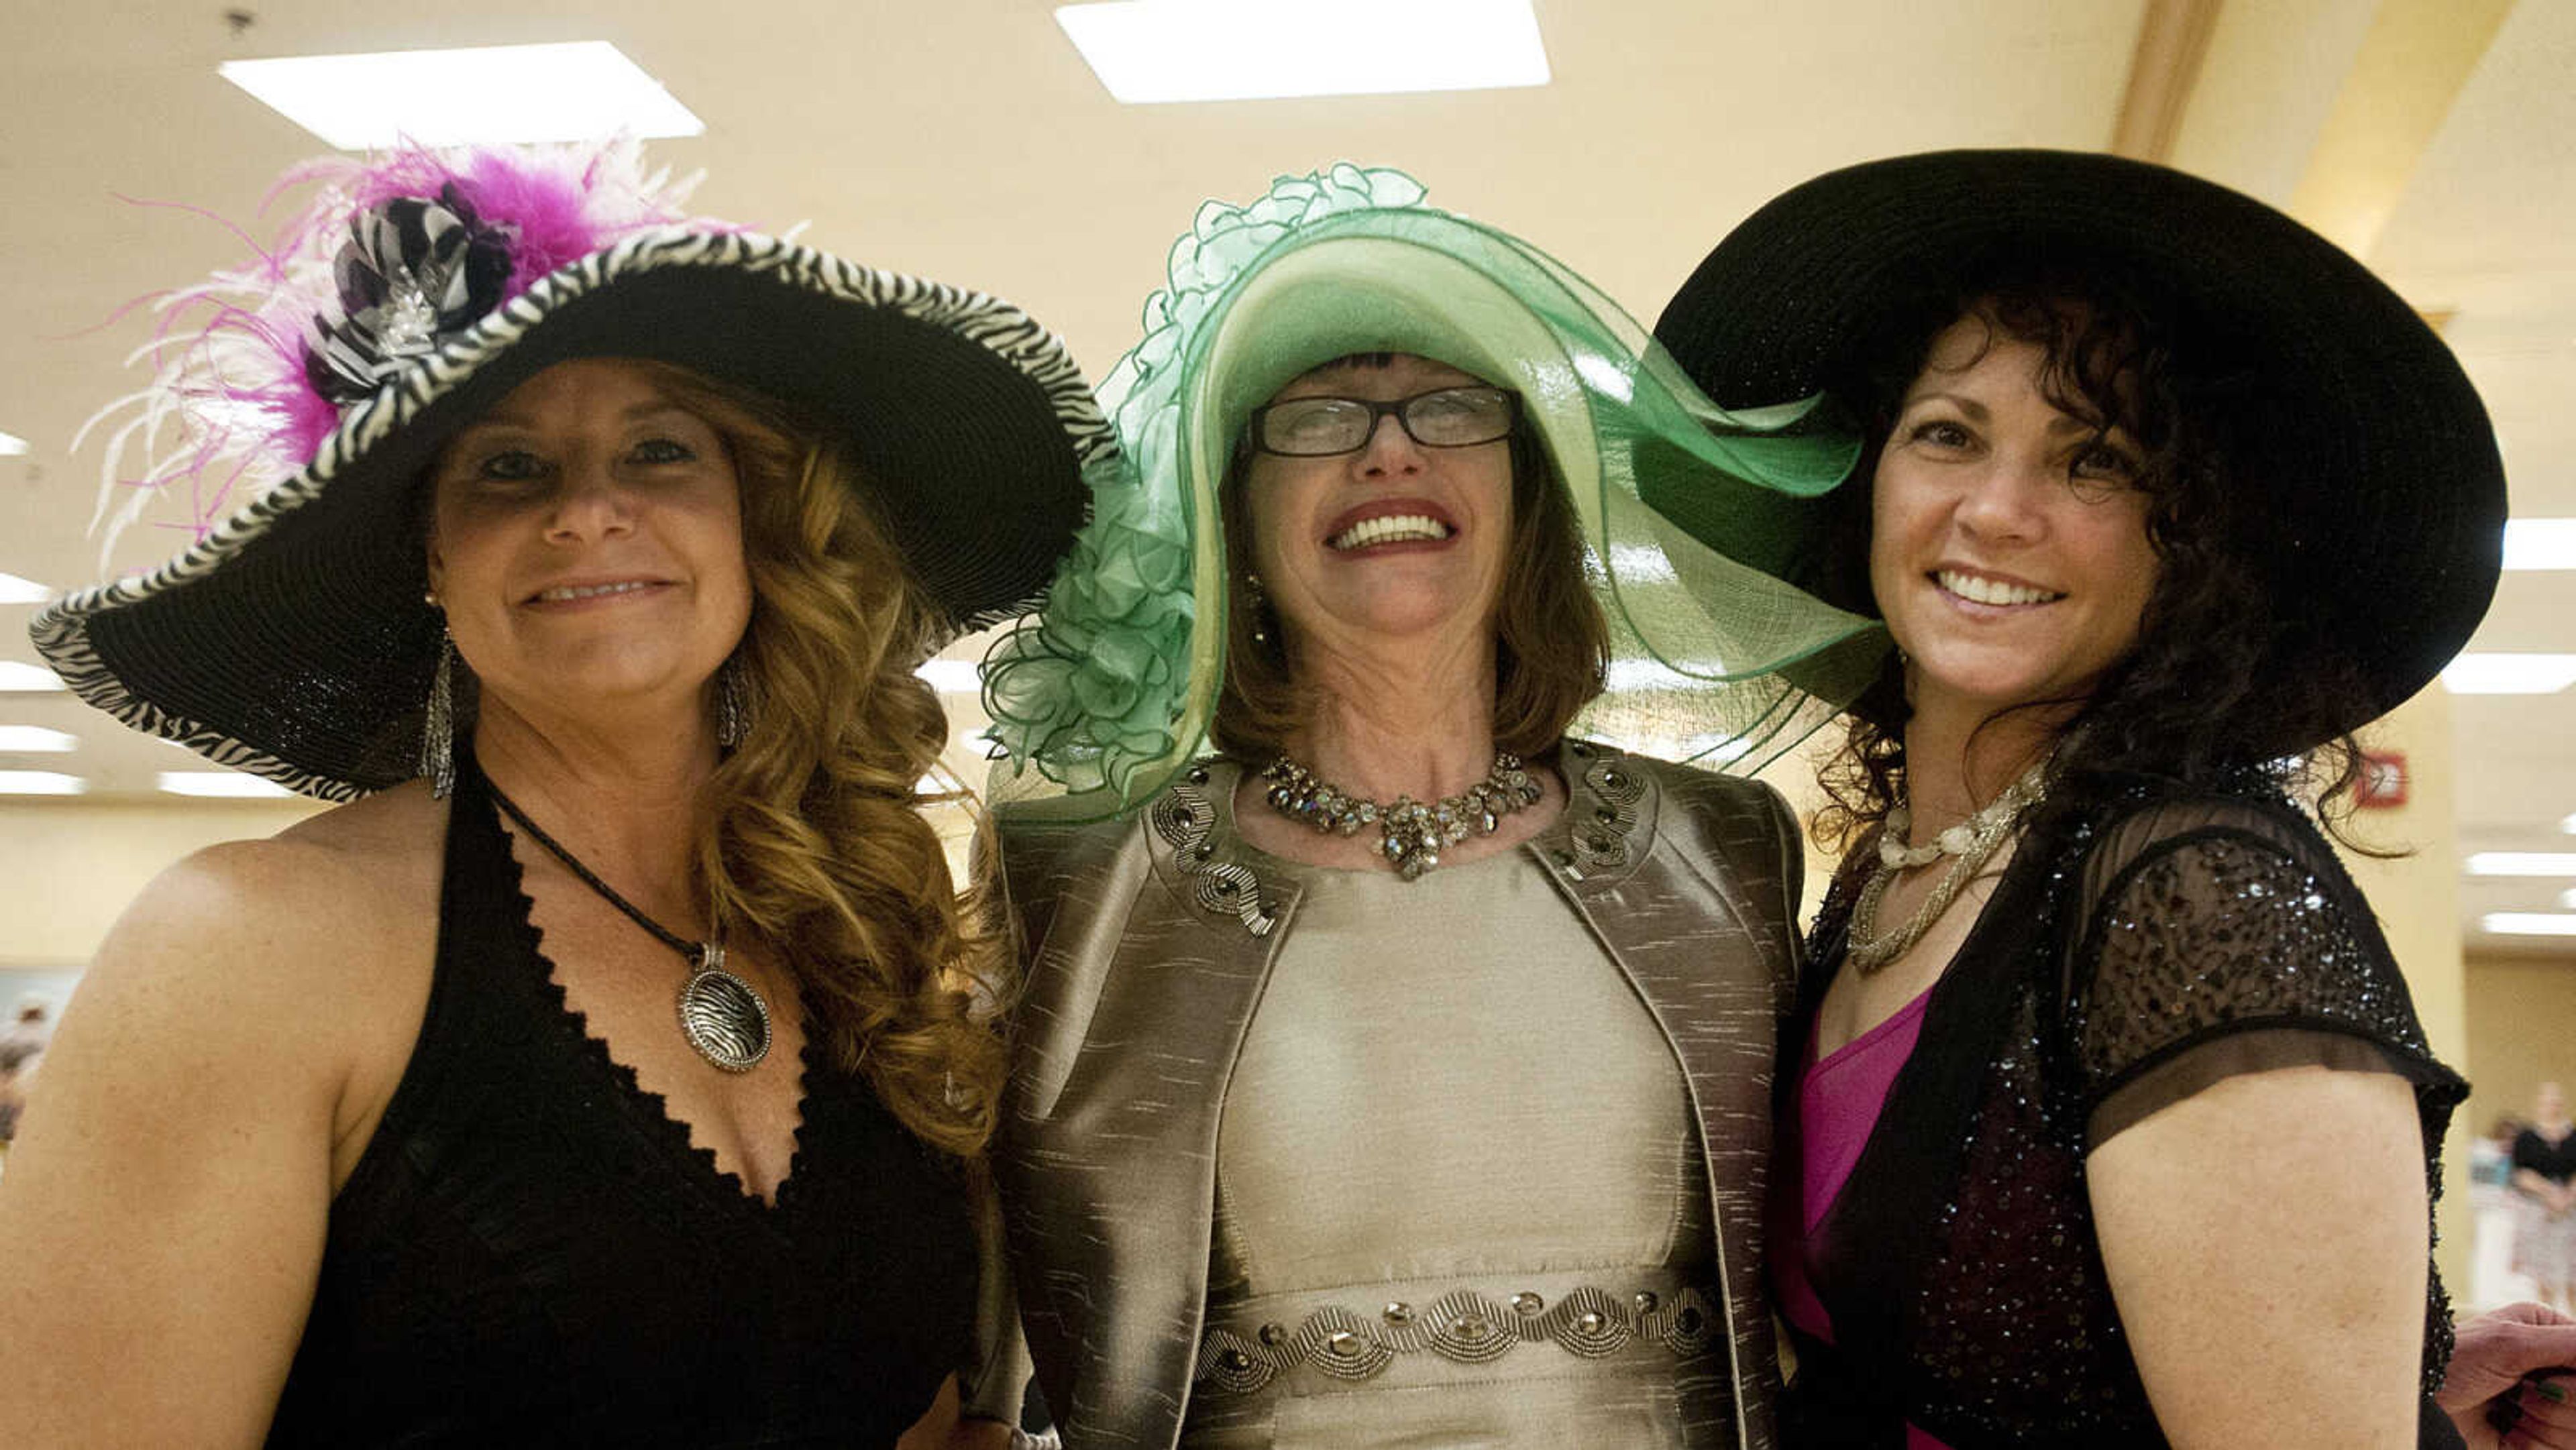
1653, 148, 2506, 748
35, 232, 1108, 798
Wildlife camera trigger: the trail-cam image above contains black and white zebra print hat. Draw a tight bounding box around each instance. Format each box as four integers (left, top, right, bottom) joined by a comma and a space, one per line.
32, 141, 1108, 800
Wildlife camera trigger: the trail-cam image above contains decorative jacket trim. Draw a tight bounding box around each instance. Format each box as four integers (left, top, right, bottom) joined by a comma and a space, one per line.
988, 742, 1802, 1449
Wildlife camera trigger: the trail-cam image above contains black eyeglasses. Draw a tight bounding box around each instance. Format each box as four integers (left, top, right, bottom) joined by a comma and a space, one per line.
1246, 385, 1521, 457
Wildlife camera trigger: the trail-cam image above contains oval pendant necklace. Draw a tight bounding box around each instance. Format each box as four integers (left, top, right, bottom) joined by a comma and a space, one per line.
489, 784, 771, 1073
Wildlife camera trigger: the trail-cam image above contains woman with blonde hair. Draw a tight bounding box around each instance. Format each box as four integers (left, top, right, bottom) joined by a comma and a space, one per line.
0, 140, 1102, 1445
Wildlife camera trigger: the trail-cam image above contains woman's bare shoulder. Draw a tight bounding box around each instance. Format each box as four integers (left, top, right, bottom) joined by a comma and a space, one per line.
99, 782, 446, 1004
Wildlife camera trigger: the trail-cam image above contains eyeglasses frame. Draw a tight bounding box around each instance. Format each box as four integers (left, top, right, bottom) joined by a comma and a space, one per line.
1244, 385, 1524, 458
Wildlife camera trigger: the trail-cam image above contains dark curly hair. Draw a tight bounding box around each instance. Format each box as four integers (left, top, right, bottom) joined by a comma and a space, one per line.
1809, 258, 2378, 858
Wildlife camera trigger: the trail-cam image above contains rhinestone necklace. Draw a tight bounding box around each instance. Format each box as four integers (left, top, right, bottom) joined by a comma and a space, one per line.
1260, 752, 1544, 881
490, 785, 772, 1072
1845, 763, 2047, 977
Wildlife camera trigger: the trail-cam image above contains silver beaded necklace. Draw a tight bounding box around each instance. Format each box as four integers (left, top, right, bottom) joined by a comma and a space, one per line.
1845, 763, 2047, 977
1260, 752, 1544, 881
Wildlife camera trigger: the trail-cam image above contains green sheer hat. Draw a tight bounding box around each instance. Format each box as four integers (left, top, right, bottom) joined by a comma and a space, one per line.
982, 165, 1886, 816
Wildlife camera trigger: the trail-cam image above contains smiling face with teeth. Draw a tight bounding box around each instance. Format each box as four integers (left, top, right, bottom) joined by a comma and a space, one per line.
425, 357, 753, 731
1868, 312, 2161, 725
1240, 353, 1515, 663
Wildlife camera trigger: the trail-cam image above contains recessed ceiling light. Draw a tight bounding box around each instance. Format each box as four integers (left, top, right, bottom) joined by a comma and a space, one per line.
0, 662, 65, 692
2467, 852, 2576, 877
0, 726, 76, 753
2484, 912, 2576, 936
1056, 0, 1550, 104
916, 660, 979, 693
219, 42, 704, 150
2505, 518, 2576, 570
157, 771, 297, 799
2564, 812, 2576, 835
2561, 887, 2576, 909
2440, 653, 2576, 695
0, 572, 51, 604
0, 431, 28, 457
0, 770, 85, 796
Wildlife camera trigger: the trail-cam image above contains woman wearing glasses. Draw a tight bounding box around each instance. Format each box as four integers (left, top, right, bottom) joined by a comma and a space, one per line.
972, 167, 1882, 1448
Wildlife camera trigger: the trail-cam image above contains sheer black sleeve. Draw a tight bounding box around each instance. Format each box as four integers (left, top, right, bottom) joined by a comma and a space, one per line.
2063, 797, 2462, 1146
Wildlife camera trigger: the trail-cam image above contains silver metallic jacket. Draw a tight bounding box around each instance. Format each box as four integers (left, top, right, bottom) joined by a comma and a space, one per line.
983, 742, 1803, 1449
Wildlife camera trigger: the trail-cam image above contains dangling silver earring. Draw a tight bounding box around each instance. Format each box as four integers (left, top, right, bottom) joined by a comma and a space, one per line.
715, 654, 752, 749
1244, 573, 1271, 647
421, 628, 458, 799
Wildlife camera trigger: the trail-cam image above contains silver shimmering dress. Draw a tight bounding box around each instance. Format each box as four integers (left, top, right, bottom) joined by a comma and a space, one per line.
1177, 775, 1733, 1447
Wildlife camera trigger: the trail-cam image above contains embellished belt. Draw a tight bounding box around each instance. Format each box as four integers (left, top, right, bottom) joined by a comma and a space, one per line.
1193, 1268, 1721, 1398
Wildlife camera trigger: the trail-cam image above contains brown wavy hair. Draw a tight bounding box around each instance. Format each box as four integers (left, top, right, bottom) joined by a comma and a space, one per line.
1208, 357, 1609, 761
1804, 268, 2377, 860
647, 364, 1008, 1156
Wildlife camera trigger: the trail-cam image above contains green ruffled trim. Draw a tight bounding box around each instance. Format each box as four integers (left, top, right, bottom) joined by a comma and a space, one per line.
980, 449, 1193, 800
982, 164, 1888, 814
983, 166, 1428, 804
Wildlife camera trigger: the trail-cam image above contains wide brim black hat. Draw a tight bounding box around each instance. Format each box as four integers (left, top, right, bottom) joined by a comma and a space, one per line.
34, 227, 1109, 801
1653, 148, 2506, 750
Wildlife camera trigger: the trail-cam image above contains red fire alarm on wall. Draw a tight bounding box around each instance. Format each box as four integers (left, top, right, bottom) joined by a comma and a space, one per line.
2356, 750, 2408, 809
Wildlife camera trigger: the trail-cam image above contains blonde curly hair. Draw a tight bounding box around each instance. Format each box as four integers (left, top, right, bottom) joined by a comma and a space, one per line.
654, 364, 1008, 1156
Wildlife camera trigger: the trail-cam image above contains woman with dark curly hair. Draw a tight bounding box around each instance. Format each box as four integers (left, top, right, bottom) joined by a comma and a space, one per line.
0, 141, 1101, 1446
1655, 150, 2514, 1449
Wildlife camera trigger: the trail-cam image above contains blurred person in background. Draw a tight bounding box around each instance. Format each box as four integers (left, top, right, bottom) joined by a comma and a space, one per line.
2516, 1084, 2576, 1316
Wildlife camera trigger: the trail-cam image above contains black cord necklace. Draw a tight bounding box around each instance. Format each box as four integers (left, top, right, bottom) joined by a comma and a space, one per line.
488, 783, 771, 1072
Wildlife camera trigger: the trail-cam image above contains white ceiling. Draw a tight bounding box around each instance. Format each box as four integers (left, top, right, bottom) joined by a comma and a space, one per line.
3, 1, 2569, 948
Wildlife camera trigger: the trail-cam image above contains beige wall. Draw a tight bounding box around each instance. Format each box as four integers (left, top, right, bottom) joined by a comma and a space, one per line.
2464, 950, 2576, 1146
0, 797, 322, 970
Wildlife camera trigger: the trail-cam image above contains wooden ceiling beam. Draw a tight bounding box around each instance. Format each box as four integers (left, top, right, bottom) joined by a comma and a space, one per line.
2286, 0, 2514, 260
2110, 0, 2226, 163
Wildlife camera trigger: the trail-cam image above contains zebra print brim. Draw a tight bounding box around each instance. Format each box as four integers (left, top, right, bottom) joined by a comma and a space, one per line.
31, 227, 1114, 801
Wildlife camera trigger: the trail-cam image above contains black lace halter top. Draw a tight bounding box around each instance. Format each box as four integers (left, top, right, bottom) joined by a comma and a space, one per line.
266, 756, 976, 1447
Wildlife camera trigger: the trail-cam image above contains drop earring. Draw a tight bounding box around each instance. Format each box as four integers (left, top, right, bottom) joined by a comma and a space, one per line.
420, 626, 458, 799
1244, 573, 1271, 647
715, 653, 753, 749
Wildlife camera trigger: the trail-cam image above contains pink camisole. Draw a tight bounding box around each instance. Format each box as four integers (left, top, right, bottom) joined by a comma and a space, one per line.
1775, 986, 1956, 1450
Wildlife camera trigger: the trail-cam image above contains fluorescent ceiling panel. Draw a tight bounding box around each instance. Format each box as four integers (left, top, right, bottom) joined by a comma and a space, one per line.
2504, 518, 2576, 570
2466, 852, 2576, 877
0, 572, 51, 604
0, 662, 64, 692
2440, 653, 2576, 695
2561, 887, 2576, 909
0, 770, 84, 796
158, 771, 297, 799
219, 42, 703, 150
0, 726, 75, 753
916, 660, 979, 693
1057, 0, 1550, 104
2483, 913, 2576, 936
0, 431, 28, 457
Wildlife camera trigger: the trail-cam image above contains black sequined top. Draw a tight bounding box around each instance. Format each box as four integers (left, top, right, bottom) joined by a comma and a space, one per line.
263, 755, 978, 1447
1777, 781, 2467, 1449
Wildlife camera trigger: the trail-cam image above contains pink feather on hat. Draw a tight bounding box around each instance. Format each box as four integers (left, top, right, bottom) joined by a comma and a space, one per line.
79, 137, 721, 561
